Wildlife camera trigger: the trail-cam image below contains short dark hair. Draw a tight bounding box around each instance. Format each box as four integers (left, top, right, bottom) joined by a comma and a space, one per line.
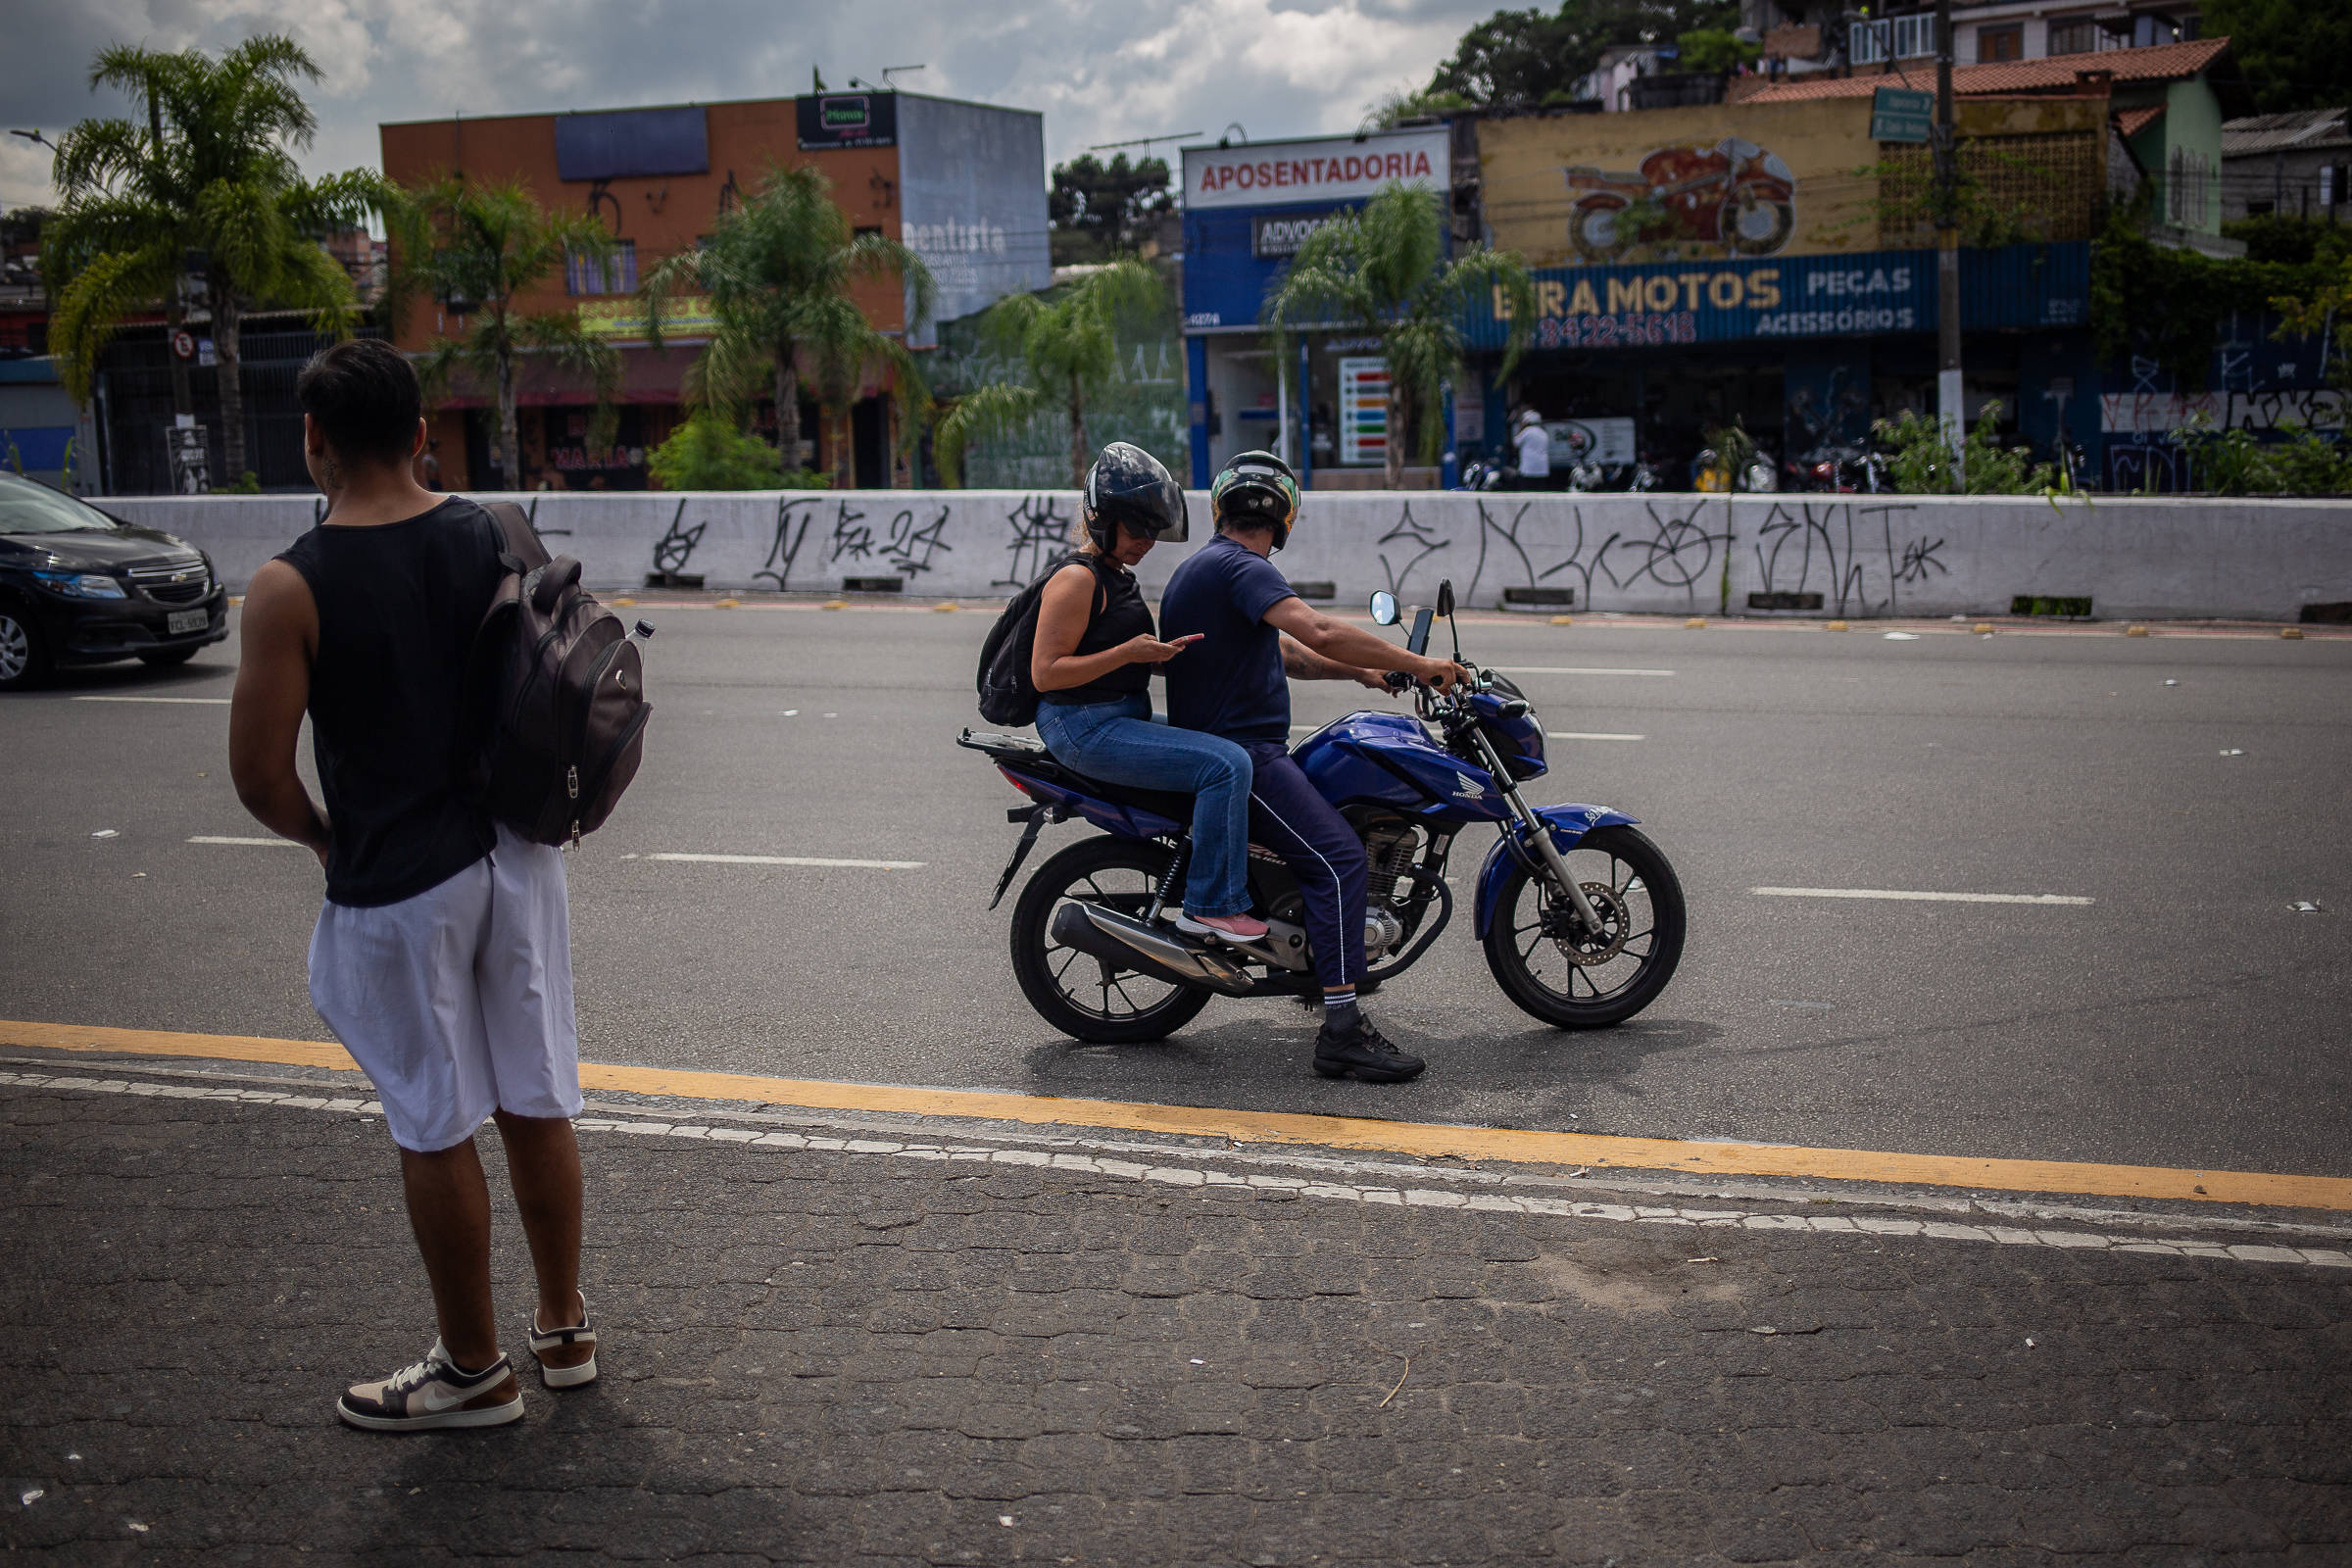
297, 338, 421, 470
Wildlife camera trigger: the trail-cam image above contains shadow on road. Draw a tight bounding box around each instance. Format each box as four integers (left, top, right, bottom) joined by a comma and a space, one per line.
1016, 1011, 1724, 1129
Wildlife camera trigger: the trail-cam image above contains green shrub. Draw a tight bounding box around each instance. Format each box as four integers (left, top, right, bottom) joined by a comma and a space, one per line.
2170, 415, 2352, 494
647, 414, 827, 491
1872, 400, 2054, 494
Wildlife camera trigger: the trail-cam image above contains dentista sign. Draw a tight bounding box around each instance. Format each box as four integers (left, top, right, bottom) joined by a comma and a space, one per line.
1185, 128, 1451, 212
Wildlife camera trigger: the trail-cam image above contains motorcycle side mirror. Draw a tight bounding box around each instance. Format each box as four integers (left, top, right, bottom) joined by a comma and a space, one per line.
1369, 590, 1399, 626
1435, 579, 1455, 618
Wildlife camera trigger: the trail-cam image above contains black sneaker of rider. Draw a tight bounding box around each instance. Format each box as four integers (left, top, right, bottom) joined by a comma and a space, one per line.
1313, 1018, 1427, 1083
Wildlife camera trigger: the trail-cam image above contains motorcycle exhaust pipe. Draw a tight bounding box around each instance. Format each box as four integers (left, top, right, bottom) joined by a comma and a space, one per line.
1048, 901, 1258, 997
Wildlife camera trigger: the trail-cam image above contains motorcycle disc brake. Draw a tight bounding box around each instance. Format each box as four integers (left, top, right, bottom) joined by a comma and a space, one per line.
1546, 881, 1630, 967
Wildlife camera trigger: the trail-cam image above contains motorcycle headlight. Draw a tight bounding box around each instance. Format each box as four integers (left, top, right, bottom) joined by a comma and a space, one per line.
32, 570, 128, 600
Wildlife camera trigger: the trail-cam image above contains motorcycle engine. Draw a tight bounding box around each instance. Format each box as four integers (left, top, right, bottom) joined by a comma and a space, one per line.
1359, 818, 1422, 959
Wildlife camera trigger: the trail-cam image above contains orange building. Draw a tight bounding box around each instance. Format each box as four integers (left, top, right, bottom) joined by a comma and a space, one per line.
379, 91, 1049, 490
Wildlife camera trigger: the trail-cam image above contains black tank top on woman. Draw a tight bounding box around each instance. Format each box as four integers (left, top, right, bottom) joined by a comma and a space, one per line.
274, 497, 504, 907
1038, 551, 1155, 708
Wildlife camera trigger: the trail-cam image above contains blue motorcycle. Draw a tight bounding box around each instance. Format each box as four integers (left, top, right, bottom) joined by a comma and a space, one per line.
959, 579, 1686, 1043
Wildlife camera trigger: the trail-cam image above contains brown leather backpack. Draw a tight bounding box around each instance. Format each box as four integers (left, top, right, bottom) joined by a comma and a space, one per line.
466, 501, 651, 845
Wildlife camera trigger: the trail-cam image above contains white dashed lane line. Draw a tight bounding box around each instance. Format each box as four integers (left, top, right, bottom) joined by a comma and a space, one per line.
1547, 731, 1645, 742
632, 852, 926, 870
3, 1068, 2343, 1273
72, 695, 230, 705
1752, 887, 2096, 906
188, 836, 307, 849
1492, 665, 1676, 677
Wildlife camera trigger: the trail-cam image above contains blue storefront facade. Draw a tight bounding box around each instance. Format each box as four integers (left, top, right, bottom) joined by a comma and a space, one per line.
1452, 241, 2101, 483
1179, 127, 1455, 488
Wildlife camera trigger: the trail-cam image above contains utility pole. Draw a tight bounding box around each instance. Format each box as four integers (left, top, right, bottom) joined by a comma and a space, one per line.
1934, 0, 1963, 480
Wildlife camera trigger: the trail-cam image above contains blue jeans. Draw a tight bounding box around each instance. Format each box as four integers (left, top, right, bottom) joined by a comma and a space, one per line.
1035, 693, 1254, 917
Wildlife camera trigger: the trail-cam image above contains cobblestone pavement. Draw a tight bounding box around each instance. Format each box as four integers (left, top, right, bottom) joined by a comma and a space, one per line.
3, 1076, 2348, 1566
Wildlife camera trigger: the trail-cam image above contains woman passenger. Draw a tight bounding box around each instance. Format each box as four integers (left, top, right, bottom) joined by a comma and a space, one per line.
1031, 444, 1266, 941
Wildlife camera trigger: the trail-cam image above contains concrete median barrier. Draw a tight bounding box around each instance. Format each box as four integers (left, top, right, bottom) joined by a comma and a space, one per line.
88, 488, 2352, 622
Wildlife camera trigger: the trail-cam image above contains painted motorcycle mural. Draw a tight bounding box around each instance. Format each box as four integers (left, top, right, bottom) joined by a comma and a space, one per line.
1562, 138, 1796, 263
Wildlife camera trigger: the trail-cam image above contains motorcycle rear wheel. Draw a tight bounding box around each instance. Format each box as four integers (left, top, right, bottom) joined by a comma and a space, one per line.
1482, 826, 1686, 1029
1010, 836, 1215, 1045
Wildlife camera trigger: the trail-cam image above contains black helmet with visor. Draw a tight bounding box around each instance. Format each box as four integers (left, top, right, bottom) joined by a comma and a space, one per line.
1082, 442, 1188, 552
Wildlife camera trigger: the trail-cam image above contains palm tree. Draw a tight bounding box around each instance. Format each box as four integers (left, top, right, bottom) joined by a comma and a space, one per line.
1262, 182, 1537, 488
932, 259, 1161, 489
388, 176, 620, 491
640, 163, 935, 484
43, 36, 379, 484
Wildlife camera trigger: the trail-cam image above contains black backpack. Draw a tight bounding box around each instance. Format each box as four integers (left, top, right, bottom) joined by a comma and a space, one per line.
976, 552, 1111, 727
466, 501, 653, 845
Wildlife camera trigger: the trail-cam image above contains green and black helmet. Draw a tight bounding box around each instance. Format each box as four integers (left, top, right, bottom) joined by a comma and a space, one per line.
1209, 450, 1302, 552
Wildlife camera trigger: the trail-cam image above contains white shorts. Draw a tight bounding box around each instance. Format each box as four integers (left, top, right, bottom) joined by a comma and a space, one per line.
309, 824, 580, 1152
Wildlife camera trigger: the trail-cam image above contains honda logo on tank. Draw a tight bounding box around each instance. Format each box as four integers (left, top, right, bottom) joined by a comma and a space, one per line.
1185, 128, 1450, 212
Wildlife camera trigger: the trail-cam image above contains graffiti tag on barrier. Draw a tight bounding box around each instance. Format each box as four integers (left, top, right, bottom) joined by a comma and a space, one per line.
1752, 500, 1943, 616
996, 495, 1072, 588
755, 496, 823, 590
1377, 503, 1451, 597
651, 499, 706, 575
883, 506, 954, 577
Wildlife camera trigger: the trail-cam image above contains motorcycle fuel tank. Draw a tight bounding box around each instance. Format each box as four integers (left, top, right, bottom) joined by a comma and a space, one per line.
1294, 711, 1513, 822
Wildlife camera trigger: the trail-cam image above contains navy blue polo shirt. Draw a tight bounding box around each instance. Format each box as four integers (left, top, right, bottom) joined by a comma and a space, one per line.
1159, 533, 1299, 744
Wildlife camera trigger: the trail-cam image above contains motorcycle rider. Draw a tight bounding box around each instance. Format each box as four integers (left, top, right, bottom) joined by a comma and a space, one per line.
1159, 451, 1466, 1084
1031, 444, 1265, 943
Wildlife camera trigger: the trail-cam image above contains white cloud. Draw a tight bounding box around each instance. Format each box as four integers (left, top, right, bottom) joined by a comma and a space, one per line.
3, 0, 1487, 210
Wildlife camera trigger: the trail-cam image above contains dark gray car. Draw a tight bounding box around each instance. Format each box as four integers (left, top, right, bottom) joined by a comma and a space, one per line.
0, 474, 229, 689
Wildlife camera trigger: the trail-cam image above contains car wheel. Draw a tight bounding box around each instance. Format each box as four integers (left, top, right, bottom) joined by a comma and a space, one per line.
137, 646, 200, 668
0, 607, 51, 690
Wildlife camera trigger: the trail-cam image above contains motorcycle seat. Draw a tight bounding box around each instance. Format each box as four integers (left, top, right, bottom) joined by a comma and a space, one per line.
958, 729, 1198, 826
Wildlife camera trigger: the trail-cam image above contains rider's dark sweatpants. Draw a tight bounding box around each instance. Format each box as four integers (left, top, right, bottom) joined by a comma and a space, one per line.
1243, 742, 1367, 992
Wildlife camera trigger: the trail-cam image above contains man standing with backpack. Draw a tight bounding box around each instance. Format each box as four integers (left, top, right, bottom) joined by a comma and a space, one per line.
229, 339, 598, 1431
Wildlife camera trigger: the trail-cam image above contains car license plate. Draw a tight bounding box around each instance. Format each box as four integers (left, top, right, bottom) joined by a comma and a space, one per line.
167, 609, 209, 635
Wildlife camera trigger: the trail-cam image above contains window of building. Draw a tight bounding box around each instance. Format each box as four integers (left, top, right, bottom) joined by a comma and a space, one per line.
2047, 17, 2101, 55
2132, 13, 2185, 47
1978, 24, 2024, 61
564, 240, 636, 297
2168, 148, 2209, 227
1849, 12, 1936, 65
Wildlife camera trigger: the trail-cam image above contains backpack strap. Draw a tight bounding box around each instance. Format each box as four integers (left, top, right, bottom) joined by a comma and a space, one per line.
481, 500, 552, 576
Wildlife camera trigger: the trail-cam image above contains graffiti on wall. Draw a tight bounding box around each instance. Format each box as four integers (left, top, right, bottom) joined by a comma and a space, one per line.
1751, 499, 1947, 617
996, 495, 1074, 588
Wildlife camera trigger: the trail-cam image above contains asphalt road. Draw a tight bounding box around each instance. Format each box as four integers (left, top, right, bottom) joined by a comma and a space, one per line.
4, 603, 2348, 1180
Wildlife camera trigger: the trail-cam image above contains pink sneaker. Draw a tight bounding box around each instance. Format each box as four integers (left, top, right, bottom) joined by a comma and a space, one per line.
1174, 910, 1269, 940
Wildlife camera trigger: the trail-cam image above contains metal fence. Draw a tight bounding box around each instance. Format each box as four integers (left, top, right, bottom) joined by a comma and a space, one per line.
95, 322, 382, 494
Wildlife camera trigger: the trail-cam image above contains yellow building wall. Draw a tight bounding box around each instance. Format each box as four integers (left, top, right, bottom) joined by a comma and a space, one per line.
1477, 99, 1882, 268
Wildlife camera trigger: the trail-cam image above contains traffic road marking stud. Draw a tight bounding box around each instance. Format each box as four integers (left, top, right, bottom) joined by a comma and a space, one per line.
1549, 614, 1573, 626
2280, 626, 2304, 639
2126, 624, 2149, 637
1751, 886, 2093, 906
1826, 620, 1848, 631
1684, 617, 1706, 629
8, 1019, 2348, 1212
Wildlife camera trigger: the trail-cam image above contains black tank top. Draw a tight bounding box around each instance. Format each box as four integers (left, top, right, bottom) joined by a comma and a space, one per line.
1038, 552, 1154, 707
275, 497, 504, 906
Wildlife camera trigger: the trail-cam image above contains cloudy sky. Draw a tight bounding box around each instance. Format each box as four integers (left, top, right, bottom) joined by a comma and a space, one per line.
4, 0, 1495, 212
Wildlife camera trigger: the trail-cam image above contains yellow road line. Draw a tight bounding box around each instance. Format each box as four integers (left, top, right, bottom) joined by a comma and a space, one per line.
8, 1019, 2348, 1211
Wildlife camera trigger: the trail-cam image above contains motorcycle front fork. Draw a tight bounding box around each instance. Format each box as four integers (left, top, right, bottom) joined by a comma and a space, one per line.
1469, 730, 1608, 937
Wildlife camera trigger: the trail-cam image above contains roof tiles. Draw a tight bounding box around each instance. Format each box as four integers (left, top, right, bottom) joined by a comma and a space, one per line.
1740, 36, 2231, 103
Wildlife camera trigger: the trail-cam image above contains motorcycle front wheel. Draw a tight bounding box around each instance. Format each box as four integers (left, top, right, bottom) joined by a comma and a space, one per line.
1010, 836, 1215, 1045
1482, 826, 1686, 1029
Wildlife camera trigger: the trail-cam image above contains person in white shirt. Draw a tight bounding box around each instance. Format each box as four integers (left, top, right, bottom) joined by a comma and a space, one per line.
1511, 410, 1553, 490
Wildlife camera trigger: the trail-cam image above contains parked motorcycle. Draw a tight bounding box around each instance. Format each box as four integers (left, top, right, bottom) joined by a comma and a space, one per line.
960, 580, 1687, 1043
